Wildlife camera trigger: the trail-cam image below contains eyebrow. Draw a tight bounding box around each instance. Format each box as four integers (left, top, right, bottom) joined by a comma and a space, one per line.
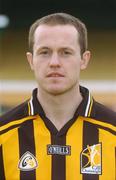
36, 46, 50, 53
37, 46, 50, 50
36, 46, 75, 53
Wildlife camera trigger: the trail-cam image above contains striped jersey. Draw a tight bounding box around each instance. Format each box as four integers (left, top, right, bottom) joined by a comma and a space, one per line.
0, 86, 116, 180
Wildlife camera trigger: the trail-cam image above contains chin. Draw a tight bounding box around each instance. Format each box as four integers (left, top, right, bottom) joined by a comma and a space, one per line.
46, 86, 72, 96
49, 92, 66, 96
45, 86, 66, 95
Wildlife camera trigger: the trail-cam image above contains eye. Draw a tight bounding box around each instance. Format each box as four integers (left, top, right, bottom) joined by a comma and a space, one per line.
37, 49, 52, 57
64, 51, 71, 54
39, 50, 49, 55
62, 50, 72, 56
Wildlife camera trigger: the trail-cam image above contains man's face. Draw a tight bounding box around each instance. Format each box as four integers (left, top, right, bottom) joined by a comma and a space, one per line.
27, 24, 90, 95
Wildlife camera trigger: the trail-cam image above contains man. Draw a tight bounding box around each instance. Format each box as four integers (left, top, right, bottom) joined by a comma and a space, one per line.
0, 13, 116, 180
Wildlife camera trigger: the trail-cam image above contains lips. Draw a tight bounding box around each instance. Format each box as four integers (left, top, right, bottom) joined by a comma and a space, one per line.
46, 72, 64, 77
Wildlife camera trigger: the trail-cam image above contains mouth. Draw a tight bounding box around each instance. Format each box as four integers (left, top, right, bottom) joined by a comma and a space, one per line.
46, 72, 64, 78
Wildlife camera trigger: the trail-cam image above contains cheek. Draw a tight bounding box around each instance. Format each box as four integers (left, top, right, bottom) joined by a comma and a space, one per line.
67, 65, 80, 82
70, 61, 81, 73
33, 62, 46, 77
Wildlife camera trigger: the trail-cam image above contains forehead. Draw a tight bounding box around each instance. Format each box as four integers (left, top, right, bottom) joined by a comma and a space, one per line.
34, 24, 79, 46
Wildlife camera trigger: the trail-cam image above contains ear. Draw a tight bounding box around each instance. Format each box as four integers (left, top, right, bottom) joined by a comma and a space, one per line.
80, 50, 91, 70
26, 52, 34, 70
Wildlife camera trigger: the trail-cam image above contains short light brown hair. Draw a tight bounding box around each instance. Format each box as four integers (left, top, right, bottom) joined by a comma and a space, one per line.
28, 12, 88, 55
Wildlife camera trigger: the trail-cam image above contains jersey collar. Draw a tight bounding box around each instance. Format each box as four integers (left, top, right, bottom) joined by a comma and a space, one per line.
29, 86, 94, 118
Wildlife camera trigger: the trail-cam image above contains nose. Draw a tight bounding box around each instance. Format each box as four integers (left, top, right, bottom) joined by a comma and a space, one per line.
49, 53, 61, 67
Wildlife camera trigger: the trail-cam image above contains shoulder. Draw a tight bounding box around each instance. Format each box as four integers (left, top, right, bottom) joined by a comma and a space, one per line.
0, 100, 37, 145
92, 100, 116, 126
0, 100, 29, 126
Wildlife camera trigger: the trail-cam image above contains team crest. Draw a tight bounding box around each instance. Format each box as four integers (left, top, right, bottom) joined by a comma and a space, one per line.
18, 151, 38, 171
80, 143, 102, 174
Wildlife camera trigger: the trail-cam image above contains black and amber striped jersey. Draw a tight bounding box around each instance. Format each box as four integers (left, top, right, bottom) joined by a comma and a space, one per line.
0, 86, 116, 180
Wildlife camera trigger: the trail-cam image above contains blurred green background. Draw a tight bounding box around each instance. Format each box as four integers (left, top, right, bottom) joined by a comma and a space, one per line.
0, 0, 116, 113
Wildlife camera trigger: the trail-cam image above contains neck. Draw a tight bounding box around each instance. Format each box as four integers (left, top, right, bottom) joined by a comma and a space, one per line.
37, 85, 82, 130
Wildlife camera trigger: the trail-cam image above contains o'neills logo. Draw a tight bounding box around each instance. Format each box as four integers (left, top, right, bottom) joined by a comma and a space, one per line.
47, 145, 71, 155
